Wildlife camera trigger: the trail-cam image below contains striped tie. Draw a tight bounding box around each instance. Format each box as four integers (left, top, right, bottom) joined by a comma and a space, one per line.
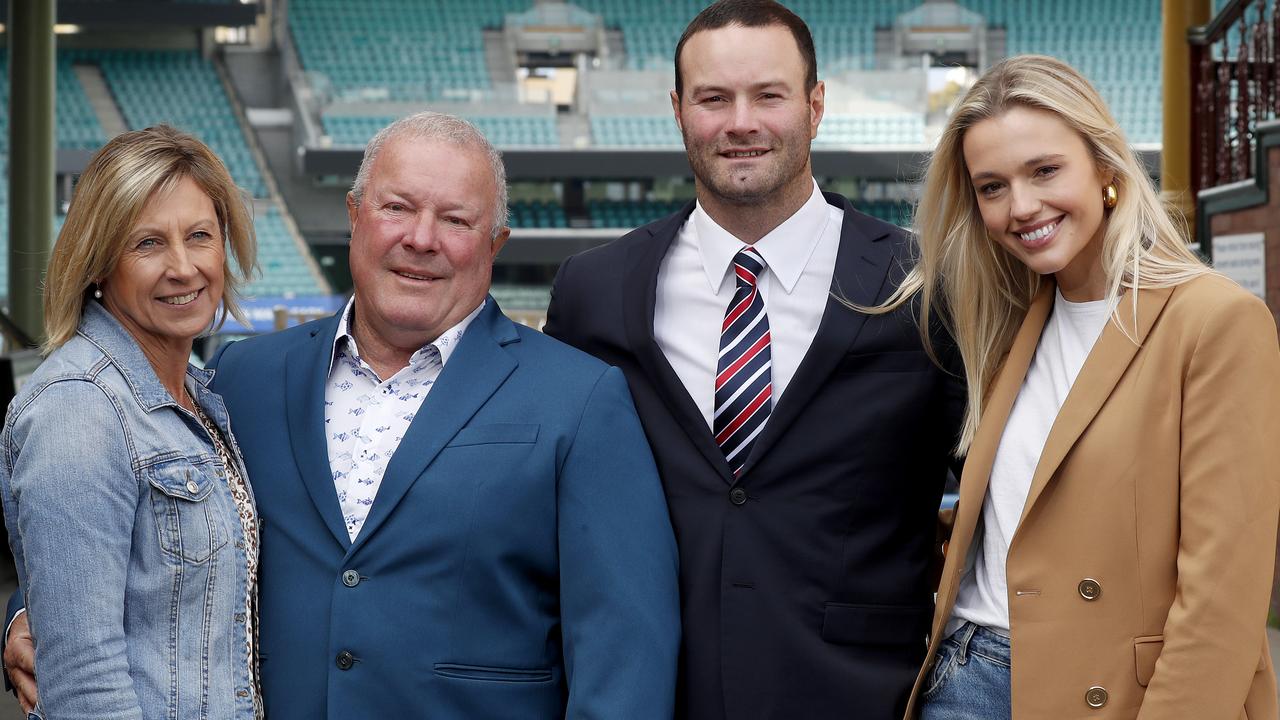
714, 247, 772, 477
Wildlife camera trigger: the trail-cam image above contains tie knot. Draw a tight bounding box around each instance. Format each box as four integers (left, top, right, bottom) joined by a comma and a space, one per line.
733, 247, 766, 287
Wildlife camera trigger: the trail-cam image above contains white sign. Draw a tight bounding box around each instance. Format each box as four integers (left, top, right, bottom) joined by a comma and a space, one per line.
1213, 232, 1266, 300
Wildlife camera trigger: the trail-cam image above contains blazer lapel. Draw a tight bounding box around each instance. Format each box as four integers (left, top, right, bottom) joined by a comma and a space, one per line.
622, 202, 735, 485
946, 283, 1053, 570
1017, 284, 1174, 528
737, 193, 894, 477
284, 312, 352, 549
346, 300, 517, 555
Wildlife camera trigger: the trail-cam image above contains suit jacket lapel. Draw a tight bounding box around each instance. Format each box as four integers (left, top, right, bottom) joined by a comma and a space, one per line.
1017, 284, 1173, 528
622, 202, 735, 485
946, 283, 1053, 571
737, 193, 894, 477
347, 300, 518, 555
284, 312, 352, 548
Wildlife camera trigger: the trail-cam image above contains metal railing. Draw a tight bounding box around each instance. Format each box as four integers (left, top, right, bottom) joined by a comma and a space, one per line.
1189, 0, 1280, 197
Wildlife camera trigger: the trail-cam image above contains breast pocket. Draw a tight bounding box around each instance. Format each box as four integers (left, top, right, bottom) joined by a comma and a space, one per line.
445, 424, 540, 448
145, 459, 227, 564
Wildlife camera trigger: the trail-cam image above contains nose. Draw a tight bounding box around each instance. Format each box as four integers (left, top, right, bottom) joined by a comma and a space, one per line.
165, 241, 198, 281
1008, 182, 1041, 223
725, 98, 760, 137
402, 213, 439, 252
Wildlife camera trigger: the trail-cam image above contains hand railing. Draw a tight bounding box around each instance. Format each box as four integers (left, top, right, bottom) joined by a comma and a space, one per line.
1188, 0, 1280, 197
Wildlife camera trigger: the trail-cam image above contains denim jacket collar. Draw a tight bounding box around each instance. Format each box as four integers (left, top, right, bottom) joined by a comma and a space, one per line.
77, 300, 214, 411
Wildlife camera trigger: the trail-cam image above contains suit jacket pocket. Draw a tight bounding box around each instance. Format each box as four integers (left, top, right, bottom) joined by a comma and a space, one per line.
821, 602, 932, 646
433, 663, 553, 682
836, 350, 936, 374
446, 423, 540, 448
1134, 634, 1163, 687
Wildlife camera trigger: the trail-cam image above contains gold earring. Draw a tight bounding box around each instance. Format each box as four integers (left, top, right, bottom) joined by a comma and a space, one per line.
1102, 184, 1118, 210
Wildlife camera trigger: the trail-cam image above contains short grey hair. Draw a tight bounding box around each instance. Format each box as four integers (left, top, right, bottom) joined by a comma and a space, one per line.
350, 111, 509, 239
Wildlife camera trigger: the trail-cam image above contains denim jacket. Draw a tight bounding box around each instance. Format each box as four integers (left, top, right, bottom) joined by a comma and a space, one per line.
0, 301, 259, 719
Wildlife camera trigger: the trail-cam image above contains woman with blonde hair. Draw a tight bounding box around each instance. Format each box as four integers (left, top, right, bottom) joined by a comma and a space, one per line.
884, 55, 1280, 718
0, 124, 263, 718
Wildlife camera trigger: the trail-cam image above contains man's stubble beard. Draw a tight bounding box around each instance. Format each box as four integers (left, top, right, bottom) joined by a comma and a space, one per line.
682, 129, 812, 208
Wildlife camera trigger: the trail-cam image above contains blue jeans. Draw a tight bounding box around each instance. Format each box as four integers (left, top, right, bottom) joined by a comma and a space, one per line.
920, 622, 1012, 720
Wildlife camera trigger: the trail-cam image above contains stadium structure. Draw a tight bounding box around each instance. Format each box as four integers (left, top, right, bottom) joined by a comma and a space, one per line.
1, 0, 1277, 346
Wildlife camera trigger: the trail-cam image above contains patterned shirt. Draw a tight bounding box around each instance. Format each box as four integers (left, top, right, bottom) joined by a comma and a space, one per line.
191, 398, 263, 719
324, 297, 483, 541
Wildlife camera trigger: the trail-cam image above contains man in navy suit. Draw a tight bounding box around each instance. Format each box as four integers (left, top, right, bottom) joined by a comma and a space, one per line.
7, 112, 680, 718
543, 1, 965, 718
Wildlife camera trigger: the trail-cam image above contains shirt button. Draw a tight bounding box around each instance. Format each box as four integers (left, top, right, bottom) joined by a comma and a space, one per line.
336, 650, 355, 670
185, 479, 200, 494
1078, 578, 1102, 601
235, 540, 245, 550
729, 487, 748, 506
234, 613, 246, 623
1085, 686, 1108, 708
236, 689, 249, 698
342, 570, 361, 587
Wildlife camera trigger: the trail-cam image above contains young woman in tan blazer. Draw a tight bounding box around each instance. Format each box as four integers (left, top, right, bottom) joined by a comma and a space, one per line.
875, 55, 1280, 719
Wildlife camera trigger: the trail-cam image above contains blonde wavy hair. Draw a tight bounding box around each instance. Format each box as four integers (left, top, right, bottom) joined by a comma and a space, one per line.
875, 55, 1209, 454
43, 125, 257, 353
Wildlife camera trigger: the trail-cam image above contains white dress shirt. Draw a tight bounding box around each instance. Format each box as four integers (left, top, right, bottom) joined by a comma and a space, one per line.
654, 180, 842, 427
324, 297, 483, 541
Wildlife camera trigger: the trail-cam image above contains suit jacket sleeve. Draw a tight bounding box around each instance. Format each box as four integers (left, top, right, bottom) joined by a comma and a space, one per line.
557, 365, 680, 718
1137, 292, 1280, 717
542, 254, 575, 345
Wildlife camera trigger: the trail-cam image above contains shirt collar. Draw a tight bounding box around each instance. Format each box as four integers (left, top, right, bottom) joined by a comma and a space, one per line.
693, 179, 830, 294
329, 295, 486, 377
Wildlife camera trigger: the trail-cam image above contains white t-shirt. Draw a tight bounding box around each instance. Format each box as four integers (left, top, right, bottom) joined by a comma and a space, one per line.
949, 289, 1111, 635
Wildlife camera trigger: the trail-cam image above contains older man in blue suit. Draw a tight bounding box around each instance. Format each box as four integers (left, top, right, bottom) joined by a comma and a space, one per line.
6, 112, 680, 719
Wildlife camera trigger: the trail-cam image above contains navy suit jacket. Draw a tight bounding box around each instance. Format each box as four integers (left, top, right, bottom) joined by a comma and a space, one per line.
544, 194, 965, 719
206, 298, 680, 718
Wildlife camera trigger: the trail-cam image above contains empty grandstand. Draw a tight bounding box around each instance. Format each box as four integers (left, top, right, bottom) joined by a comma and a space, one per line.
1, 0, 1172, 339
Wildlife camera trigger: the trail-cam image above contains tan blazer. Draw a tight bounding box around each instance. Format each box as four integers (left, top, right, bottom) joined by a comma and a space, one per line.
906, 274, 1280, 719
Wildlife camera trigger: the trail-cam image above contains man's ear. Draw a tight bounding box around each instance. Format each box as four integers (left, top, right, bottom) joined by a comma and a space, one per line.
346, 192, 360, 236
490, 226, 511, 261
809, 80, 826, 140
670, 89, 684, 133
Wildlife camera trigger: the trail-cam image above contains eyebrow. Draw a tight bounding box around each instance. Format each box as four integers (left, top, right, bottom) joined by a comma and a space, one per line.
689, 79, 789, 95
130, 219, 216, 237
970, 153, 1067, 182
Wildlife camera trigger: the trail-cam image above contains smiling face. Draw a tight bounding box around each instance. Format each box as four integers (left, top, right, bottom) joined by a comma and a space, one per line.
101, 174, 225, 362
346, 135, 509, 360
672, 23, 823, 214
963, 105, 1112, 301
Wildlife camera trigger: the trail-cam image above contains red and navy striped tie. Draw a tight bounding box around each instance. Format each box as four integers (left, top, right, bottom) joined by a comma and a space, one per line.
714, 247, 772, 477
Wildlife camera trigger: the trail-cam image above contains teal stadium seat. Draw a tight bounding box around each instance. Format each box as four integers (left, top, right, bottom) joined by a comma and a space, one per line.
243, 206, 328, 298
323, 113, 559, 147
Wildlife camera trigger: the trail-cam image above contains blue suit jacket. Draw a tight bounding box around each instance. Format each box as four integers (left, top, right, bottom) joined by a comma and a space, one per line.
206, 298, 680, 718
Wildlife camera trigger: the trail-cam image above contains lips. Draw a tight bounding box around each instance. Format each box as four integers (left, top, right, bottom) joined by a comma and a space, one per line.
159, 289, 201, 306
1013, 216, 1063, 249
720, 148, 770, 159
392, 270, 440, 282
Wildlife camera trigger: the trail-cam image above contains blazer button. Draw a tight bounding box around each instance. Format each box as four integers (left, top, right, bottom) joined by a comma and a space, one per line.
1078, 578, 1102, 601
342, 570, 361, 587
1085, 686, 1108, 708
729, 487, 748, 506
335, 650, 355, 670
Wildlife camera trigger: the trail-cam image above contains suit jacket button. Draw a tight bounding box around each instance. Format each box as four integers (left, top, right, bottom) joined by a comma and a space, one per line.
336, 650, 355, 670
342, 569, 360, 587
1078, 578, 1102, 601
729, 487, 748, 506
1085, 686, 1108, 708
